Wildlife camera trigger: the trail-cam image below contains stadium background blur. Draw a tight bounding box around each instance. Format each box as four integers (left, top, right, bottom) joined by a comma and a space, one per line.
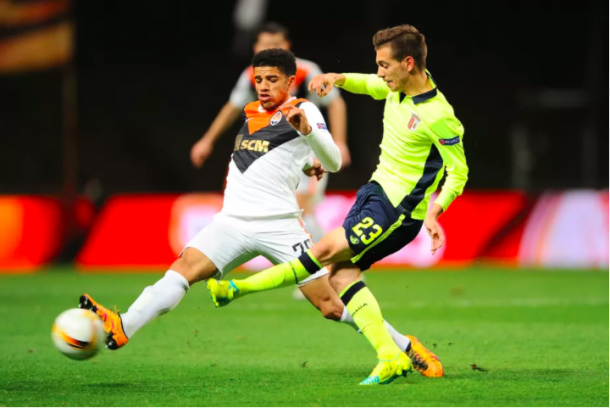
0, 1, 608, 406
0, 0, 606, 270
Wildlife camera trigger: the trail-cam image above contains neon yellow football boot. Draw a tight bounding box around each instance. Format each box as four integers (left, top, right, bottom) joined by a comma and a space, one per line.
360, 353, 413, 385
207, 279, 242, 308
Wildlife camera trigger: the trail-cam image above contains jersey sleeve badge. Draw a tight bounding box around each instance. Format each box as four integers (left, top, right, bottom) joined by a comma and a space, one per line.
439, 136, 461, 145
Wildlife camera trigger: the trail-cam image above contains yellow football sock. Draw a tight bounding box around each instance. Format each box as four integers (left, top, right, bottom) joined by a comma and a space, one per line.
234, 250, 321, 295
341, 281, 401, 360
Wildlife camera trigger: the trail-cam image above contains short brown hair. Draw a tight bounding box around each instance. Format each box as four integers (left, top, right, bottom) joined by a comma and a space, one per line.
258, 22, 290, 41
372, 25, 427, 70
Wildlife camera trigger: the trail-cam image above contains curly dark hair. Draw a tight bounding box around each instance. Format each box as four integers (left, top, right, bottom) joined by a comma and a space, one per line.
252, 48, 297, 77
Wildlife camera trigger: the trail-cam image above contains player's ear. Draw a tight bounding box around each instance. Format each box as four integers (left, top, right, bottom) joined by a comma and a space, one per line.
287, 75, 296, 89
404, 56, 416, 72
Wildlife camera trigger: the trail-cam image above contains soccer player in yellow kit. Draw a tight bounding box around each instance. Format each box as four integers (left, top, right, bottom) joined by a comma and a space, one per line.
208, 25, 468, 385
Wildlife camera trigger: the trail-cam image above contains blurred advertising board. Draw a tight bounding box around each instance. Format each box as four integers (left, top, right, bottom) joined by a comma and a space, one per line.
0, 196, 64, 271
74, 190, 608, 271
0, 196, 94, 272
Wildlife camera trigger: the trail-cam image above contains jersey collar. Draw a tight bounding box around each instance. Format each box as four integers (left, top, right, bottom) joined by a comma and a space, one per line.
402, 70, 438, 104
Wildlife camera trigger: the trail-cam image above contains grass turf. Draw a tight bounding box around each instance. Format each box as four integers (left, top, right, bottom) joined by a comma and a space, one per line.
0, 267, 608, 407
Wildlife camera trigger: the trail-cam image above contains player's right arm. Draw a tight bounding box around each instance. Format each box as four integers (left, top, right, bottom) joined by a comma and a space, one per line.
309, 73, 389, 100
283, 103, 342, 173
190, 71, 255, 168
191, 102, 241, 168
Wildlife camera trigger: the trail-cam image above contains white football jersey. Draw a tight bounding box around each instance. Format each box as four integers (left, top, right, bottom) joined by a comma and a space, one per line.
221, 97, 341, 220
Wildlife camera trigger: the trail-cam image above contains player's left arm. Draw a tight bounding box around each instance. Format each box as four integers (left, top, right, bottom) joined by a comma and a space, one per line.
283, 102, 342, 172
425, 116, 469, 254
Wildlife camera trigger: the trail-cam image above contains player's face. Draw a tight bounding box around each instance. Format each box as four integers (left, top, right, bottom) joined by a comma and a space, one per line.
375, 45, 411, 92
254, 33, 290, 54
254, 66, 295, 111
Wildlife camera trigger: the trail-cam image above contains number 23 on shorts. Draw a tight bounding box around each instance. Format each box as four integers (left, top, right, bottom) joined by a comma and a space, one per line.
352, 217, 383, 245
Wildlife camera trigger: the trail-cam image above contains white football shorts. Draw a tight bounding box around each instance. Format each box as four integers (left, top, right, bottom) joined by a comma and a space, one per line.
183, 213, 328, 286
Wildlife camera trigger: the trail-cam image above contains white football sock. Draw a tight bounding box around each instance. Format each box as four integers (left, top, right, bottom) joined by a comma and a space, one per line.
339, 304, 359, 330
121, 270, 189, 338
340, 306, 411, 351
384, 320, 411, 351
303, 214, 325, 243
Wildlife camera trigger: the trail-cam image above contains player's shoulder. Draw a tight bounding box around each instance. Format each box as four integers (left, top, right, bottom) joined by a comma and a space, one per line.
295, 99, 322, 114
290, 97, 310, 107
422, 95, 463, 135
244, 100, 262, 115
415, 87, 457, 122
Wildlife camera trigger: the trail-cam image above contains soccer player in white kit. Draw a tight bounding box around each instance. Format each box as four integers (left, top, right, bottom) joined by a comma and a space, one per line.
191, 22, 350, 244
78, 49, 412, 358
191, 22, 351, 300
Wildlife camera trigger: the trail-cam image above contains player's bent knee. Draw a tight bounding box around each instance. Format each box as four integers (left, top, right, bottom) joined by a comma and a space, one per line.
319, 301, 343, 321
309, 228, 353, 266
328, 262, 362, 294
171, 247, 218, 285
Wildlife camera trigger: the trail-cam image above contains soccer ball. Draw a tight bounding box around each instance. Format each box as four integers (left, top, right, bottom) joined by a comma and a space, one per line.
51, 308, 106, 360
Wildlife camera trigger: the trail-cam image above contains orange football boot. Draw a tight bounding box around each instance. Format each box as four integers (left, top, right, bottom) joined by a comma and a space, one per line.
406, 335, 444, 377
79, 294, 129, 350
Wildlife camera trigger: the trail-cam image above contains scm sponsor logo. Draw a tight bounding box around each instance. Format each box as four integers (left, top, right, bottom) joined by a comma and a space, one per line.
238, 139, 270, 153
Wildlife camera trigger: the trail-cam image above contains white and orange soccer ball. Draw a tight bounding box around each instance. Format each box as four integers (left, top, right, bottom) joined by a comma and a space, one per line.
51, 308, 105, 360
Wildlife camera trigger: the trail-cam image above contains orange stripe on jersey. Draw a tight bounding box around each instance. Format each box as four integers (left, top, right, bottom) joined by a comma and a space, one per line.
243, 98, 308, 135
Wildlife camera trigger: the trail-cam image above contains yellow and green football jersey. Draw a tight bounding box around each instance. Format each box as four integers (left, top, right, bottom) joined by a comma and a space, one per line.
337, 72, 468, 220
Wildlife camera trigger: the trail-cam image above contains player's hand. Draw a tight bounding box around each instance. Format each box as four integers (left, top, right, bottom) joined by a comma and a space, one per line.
337, 142, 351, 169
424, 214, 445, 255
190, 137, 214, 168
282, 105, 312, 134
303, 159, 326, 181
308, 73, 339, 97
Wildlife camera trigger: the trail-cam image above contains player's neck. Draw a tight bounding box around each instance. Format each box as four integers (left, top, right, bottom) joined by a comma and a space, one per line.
401, 70, 432, 96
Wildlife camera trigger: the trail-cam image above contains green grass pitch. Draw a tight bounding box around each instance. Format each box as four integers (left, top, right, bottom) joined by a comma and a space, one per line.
0, 267, 608, 406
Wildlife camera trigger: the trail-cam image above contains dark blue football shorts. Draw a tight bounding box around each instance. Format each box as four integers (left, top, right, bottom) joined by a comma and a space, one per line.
342, 181, 423, 271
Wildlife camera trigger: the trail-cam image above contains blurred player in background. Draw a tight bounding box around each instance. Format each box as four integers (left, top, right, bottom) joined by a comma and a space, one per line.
208, 24, 462, 385
191, 22, 350, 244
78, 49, 414, 369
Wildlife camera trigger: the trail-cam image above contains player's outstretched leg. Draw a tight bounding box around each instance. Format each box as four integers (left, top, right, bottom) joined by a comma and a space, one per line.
80, 248, 216, 349
208, 229, 354, 304
206, 253, 316, 306
329, 262, 412, 385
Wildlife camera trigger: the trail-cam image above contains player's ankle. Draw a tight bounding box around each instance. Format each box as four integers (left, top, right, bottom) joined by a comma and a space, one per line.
378, 345, 401, 361
232, 279, 249, 295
